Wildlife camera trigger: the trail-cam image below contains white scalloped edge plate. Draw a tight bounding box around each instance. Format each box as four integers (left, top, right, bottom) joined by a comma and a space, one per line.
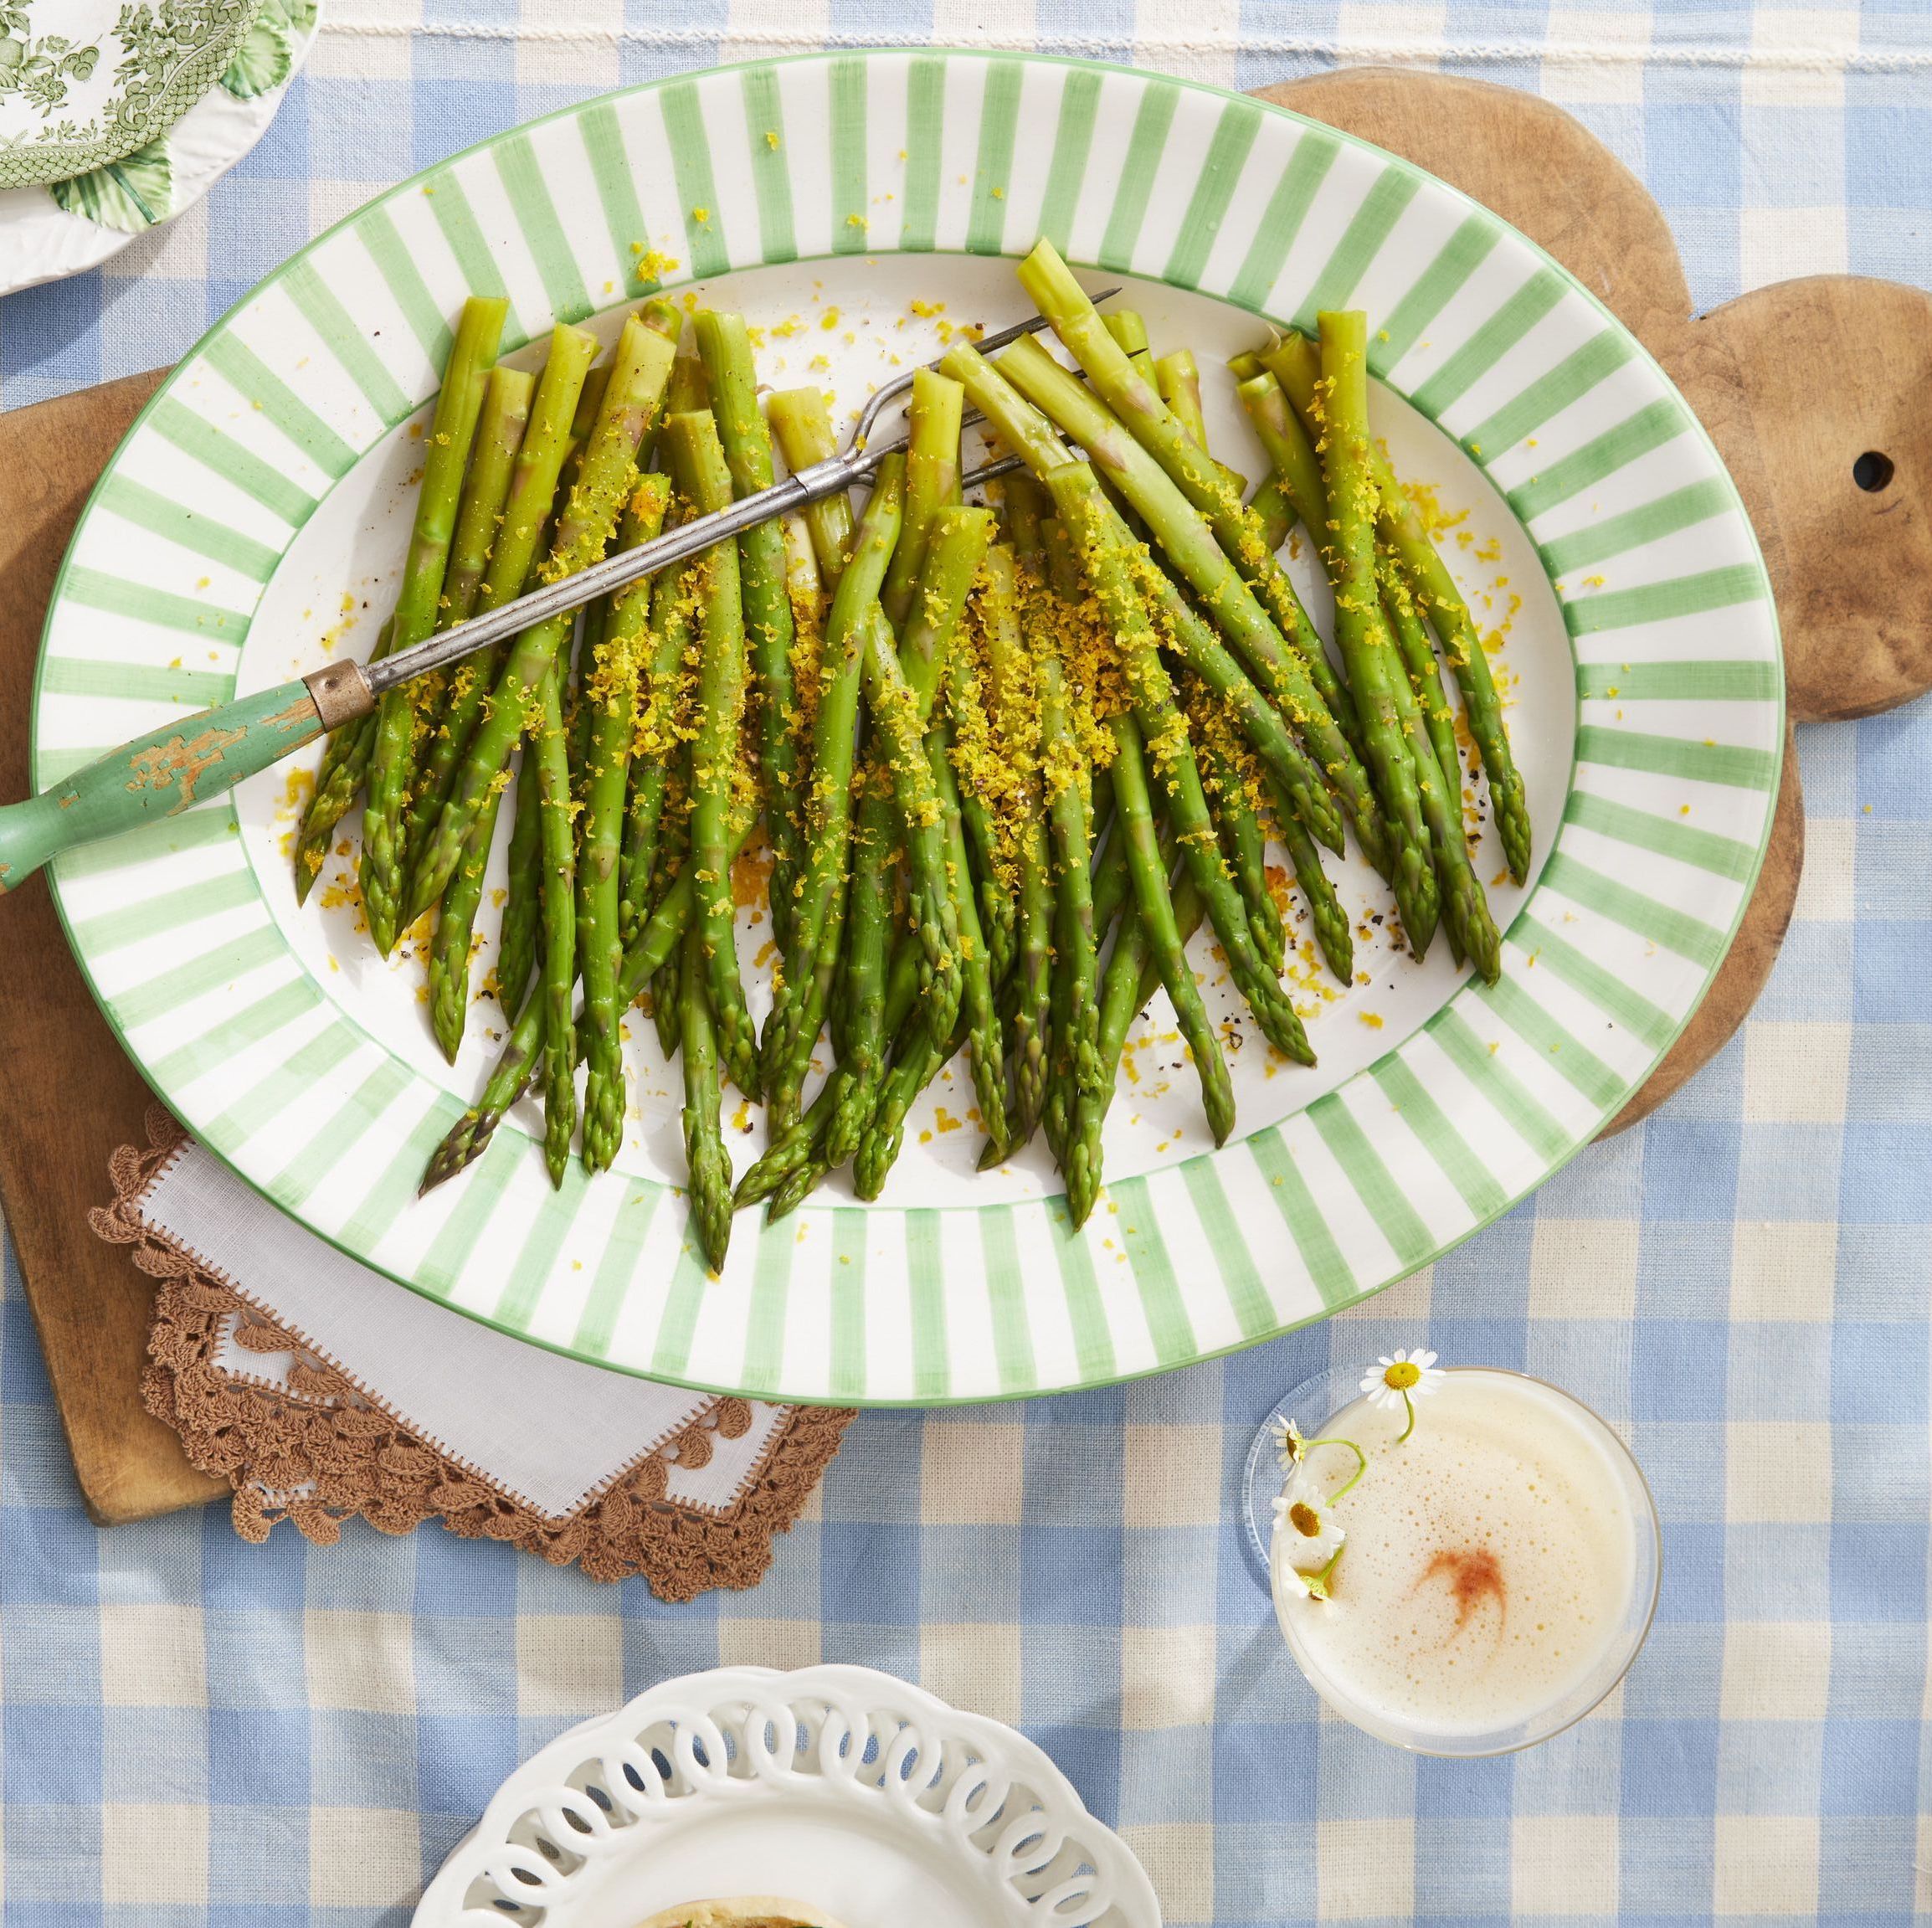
413, 1663, 1163, 1928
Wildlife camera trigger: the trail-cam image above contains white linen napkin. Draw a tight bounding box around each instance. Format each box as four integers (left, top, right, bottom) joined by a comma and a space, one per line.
140, 1141, 789, 1519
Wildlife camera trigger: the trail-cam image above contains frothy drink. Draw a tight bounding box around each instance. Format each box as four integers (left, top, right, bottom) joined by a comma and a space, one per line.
1272, 1369, 1647, 1744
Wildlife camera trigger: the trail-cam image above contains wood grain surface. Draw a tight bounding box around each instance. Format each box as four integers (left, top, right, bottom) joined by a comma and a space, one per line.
6, 69, 1930, 1520
0, 367, 226, 1524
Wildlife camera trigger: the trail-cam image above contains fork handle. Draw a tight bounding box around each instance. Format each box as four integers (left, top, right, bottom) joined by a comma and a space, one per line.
0, 444, 888, 893
0, 668, 369, 893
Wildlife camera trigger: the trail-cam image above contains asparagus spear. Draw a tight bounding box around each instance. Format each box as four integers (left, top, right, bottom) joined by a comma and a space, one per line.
1378, 599, 1499, 979
419, 979, 545, 1192
532, 664, 578, 1185
757, 455, 905, 1118
570, 360, 614, 450
400, 323, 601, 919
617, 547, 698, 951
815, 508, 1002, 1175
894, 503, 994, 709
648, 766, 691, 1064
443, 367, 537, 630
735, 926, 927, 1211
1155, 343, 1254, 503
977, 545, 1053, 1156
613, 825, 752, 1006
1049, 460, 1313, 1066
579, 476, 673, 1171
823, 767, 896, 1167
1380, 554, 1462, 800
427, 780, 502, 1065
1087, 767, 1127, 937
861, 608, 963, 1047
926, 723, 1009, 1159
942, 337, 1365, 864
1268, 775, 1355, 986
1177, 382, 1359, 982
1260, 329, 1532, 885
680, 924, 734, 1273
695, 310, 803, 953
1138, 362, 1355, 981
945, 641, 1017, 990
662, 409, 763, 1100
736, 1072, 841, 1211
292, 616, 393, 904
899, 505, 1008, 999
358, 296, 510, 956
1374, 456, 1531, 885
767, 387, 856, 586
1000, 465, 1049, 553
1313, 311, 1442, 960
1200, 727, 1288, 977
1235, 368, 1327, 533
767, 859, 851, 1140
1104, 713, 1235, 1150
880, 368, 965, 627
496, 748, 542, 1019
424, 828, 748, 1194
414, 314, 676, 915
398, 366, 538, 879
1014, 242, 1354, 735
1246, 479, 1294, 556
1091, 865, 1208, 1127
1154, 349, 1207, 449
1103, 309, 1149, 361
1038, 642, 1105, 1216
846, 999, 969, 1202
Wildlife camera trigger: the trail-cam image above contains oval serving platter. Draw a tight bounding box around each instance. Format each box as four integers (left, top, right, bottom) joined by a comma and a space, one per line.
33, 51, 1782, 1406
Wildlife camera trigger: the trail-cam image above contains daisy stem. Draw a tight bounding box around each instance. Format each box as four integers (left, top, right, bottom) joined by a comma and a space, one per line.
1314, 1438, 1369, 1504
1396, 1390, 1417, 1446
1308, 1545, 1346, 1601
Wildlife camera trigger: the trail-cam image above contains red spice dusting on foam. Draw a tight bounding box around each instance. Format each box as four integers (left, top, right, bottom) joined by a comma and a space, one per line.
1416, 1547, 1507, 1633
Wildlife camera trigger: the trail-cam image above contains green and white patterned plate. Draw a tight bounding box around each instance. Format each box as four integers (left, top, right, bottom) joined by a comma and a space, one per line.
33, 52, 1783, 1406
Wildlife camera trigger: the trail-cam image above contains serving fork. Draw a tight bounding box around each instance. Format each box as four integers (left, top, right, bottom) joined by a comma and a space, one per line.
0, 291, 1115, 893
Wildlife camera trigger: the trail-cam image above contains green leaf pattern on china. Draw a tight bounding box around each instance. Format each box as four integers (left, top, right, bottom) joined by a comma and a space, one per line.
42, 0, 313, 228
48, 133, 171, 230
218, 6, 290, 100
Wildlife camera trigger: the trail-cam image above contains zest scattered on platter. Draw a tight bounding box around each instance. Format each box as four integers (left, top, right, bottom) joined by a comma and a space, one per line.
293, 242, 1534, 1277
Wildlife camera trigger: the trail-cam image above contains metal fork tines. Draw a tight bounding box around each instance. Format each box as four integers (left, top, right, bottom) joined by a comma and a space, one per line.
361, 292, 1112, 704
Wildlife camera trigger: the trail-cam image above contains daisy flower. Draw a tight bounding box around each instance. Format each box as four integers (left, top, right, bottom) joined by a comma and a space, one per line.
1276, 1561, 1329, 1602
1274, 1416, 1308, 1468
1362, 1348, 1443, 1443
1272, 1490, 1348, 1573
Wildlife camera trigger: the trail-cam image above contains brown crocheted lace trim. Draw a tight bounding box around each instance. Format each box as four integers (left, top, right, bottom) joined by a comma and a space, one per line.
90, 1110, 854, 1599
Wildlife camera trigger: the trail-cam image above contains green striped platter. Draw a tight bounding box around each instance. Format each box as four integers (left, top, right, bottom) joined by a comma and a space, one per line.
33, 52, 1782, 1406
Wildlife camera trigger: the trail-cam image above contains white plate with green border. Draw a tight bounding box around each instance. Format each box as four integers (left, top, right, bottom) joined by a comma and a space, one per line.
33, 51, 1782, 1406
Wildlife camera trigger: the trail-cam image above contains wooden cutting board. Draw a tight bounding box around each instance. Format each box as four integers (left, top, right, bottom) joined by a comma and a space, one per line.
0, 362, 224, 1524
4, 67, 1929, 1524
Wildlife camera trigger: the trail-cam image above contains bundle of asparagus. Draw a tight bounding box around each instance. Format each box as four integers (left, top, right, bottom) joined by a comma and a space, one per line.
293, 239, 1529, 1274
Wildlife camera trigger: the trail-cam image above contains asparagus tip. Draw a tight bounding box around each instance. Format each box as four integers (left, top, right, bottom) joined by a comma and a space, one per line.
418, 1116, 484, 1195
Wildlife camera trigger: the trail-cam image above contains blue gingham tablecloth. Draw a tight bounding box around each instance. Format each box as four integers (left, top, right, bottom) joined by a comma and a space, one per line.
3, 4, 1928, 1922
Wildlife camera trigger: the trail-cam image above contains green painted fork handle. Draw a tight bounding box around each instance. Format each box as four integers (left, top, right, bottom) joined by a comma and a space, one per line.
0, 676, 332, 894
